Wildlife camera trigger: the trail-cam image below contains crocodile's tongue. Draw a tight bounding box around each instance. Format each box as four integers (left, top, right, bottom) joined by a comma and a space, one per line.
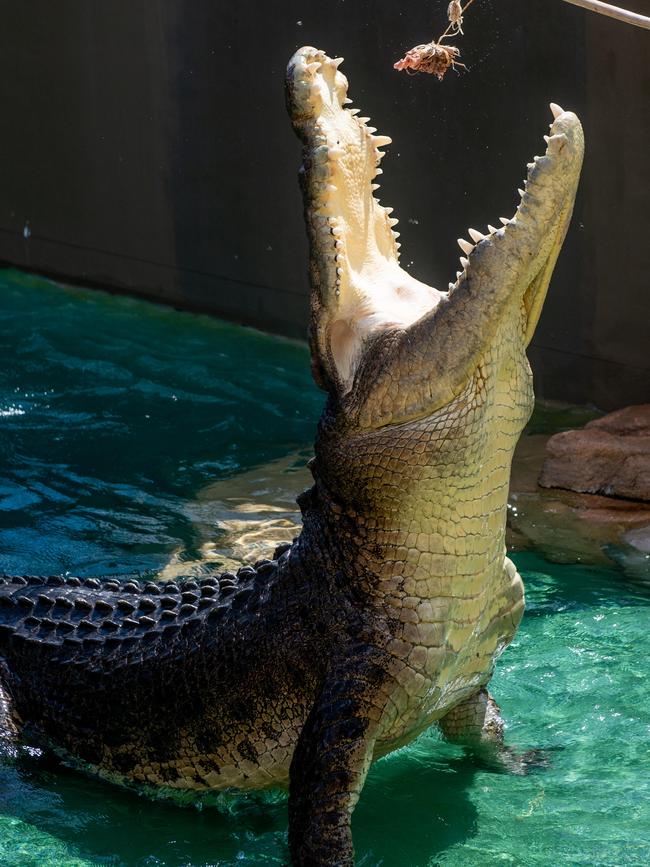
287, 47, 584, 387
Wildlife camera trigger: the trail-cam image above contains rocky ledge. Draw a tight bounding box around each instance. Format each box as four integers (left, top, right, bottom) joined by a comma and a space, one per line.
508, 405, 650, 578
539, 404, 650, 501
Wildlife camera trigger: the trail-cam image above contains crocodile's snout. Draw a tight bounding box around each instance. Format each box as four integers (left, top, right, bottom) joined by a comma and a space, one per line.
287, 47, 583, 400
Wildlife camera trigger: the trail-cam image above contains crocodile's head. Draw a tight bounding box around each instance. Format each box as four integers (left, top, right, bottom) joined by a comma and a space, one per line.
287, 46, 583, 398
286, 47, 584, 573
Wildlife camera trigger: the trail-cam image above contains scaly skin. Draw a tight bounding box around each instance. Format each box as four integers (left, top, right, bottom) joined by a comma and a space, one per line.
0, 47, 583, 866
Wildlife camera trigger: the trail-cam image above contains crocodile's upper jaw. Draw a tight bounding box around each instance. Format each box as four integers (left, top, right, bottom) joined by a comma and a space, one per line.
287, 46, 584, 398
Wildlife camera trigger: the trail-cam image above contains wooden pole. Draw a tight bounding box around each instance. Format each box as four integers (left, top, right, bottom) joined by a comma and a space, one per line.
562, 0, 650, 30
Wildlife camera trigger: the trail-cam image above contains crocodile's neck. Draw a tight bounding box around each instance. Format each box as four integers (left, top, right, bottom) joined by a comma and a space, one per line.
297, 301, 533, 604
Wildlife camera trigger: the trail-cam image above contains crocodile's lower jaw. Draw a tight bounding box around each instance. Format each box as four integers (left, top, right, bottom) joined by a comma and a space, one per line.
287, 46, 584, 391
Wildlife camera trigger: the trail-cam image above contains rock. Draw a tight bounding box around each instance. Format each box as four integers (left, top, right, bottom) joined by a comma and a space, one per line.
539, 404, 650, 502
507, 424, 650, 577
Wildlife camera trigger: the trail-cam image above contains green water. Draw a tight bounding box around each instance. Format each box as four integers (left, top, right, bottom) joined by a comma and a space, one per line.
1, 270, 649, 865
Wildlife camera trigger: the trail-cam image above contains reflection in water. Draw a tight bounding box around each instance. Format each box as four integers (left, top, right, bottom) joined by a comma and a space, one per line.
161, 450, 312, 579
1, 271, 650, 866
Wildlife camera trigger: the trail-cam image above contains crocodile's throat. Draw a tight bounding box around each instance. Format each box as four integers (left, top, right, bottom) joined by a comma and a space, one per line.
287, 47, 584, 395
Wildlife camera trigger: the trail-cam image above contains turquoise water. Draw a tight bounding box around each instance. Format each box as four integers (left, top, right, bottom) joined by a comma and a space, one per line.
1, 270, 649, 865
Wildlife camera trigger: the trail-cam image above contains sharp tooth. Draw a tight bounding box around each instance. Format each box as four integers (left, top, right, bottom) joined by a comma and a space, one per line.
374, 168, 383, 175
343, 97, 353, 105
518, 188, 525, 198
499, 217, 510, 225
359, 117, 370, 124
550, 102, 564, 119
367, 126, 377, 134
372, 135, 392, 147
547, 133, 567, 153
393, 231, 401, 239
468, 228, 485, 243
371, 183, 380, 191
460, 257, 469, 269
349, 108, 361, 115
457, 238, 474, 255
306, 62, 321, 74
331, 57, 344, 67
527, 162, 535, 169
487, 224, 498, 234
384, 207, 394, 215
376, 150, 386, 160
389, 218, 399, 227
449, 282, 455, 290
543, 135, 550, 144
456, 271, 462, 279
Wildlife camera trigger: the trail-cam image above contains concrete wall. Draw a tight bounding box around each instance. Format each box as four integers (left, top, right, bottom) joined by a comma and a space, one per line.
0, 1, 647, 409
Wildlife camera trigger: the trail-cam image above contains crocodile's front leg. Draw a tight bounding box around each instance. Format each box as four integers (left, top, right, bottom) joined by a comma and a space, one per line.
289, 646, 391, 866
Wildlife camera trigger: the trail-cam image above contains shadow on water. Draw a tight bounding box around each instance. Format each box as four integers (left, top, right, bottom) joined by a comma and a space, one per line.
0, 749, 289, 866
0, 741, 486, 867
354, 750, 482, 867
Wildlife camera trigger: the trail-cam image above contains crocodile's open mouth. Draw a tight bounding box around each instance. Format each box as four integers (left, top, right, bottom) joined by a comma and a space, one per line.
287, 47, 584, 389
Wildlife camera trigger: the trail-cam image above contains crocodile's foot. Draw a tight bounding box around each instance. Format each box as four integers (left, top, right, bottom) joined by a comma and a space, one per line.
438, 688, 559, 776
286, 47, 584, 402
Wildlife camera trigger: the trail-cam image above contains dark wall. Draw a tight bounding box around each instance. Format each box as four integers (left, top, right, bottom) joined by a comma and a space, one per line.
0, 1, 647, 409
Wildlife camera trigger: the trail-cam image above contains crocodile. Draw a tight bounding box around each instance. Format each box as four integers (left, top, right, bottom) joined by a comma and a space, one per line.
0, 46, 583, 866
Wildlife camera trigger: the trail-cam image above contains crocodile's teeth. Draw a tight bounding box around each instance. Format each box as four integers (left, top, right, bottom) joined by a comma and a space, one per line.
371, 183, 380, 191
343, 97, 353, 105
499, 217, 510, 225
349, 108, 361, 116
460, 256, 470, 269
457, 238, 474, 256
550, 102, 564, 119
456, 270, 462, 279
367, 126, 378, 134
518, 188, 525, 198
546, 133, 568, 154
487, 224, 498, 234
393, 231, 401, 239
372, 135, 393, 148
359, 117, 370, 124
374, 168, 383, 176
543, 135, 550, 144
388, 218, 399, 227
468, 228, 485, 243
449, 282, 455, 290
330, 57, 344, 67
